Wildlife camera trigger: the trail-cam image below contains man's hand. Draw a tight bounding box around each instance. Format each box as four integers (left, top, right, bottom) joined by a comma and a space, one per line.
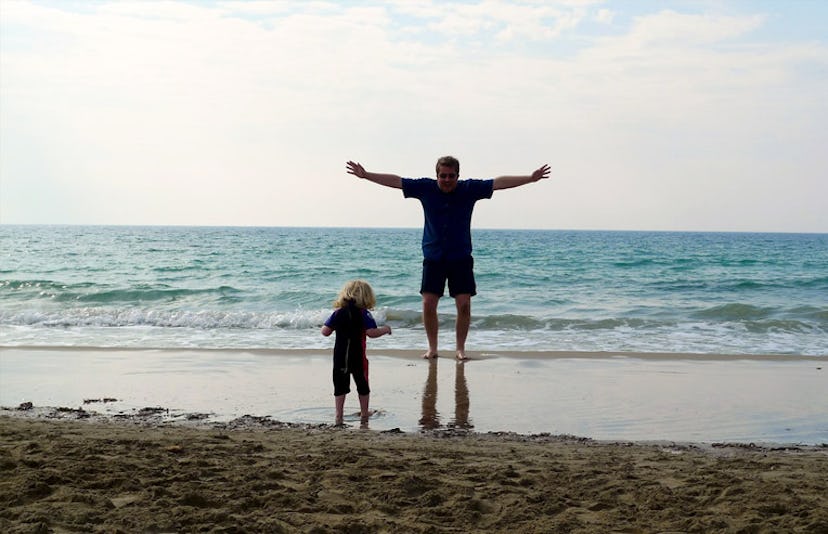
346, 161, 367, 179
532, 164, 551, 182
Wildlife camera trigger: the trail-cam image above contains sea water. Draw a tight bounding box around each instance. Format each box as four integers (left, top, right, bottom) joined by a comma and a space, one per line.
1, 225, 827, 356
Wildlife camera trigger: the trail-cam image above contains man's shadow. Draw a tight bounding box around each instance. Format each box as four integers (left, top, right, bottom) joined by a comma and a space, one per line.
419, 359, 472, 430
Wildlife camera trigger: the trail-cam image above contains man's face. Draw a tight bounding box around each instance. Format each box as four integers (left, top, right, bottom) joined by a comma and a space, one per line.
436, 165, 459, 193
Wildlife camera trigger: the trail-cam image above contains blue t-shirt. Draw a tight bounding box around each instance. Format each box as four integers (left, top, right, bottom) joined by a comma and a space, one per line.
402, 178, 494, 261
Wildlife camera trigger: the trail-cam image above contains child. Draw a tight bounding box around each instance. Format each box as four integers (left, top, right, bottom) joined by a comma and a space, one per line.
321, 280, 391, 426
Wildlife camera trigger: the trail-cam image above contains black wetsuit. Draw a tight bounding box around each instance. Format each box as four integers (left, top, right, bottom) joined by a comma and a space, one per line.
326, 300, 372, 396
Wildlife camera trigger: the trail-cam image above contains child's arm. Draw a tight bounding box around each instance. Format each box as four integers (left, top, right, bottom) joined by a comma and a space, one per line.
365, 325, 392, 338
322, 309, 338, 336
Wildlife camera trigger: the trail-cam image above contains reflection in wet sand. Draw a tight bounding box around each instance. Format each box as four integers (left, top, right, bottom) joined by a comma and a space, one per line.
419, 360, 440, 429
419, 360, 472, 431
452, 361, 471, 429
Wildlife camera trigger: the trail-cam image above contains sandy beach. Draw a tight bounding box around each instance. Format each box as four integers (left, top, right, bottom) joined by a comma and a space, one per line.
1, 347, 827, 532
2, 413, 827, 533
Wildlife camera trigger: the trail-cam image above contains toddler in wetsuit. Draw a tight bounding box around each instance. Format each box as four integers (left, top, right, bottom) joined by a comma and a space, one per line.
321, 280, 391, 426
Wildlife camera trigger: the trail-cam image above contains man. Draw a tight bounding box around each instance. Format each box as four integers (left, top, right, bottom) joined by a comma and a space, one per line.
345, 156, 550, 361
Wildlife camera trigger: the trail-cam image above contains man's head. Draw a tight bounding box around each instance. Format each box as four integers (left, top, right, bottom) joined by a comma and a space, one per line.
435, 155, 460, 193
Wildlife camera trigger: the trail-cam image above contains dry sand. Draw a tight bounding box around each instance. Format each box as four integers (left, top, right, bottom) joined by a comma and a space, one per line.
2, 412, 827, 533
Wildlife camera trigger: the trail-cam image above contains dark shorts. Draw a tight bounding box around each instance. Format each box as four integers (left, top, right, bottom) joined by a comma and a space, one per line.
420, 256, 476, 298
333, 362, 370, 397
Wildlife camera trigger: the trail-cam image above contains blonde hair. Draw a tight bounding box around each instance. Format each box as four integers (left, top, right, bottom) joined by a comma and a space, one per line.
332, 279, 377, 310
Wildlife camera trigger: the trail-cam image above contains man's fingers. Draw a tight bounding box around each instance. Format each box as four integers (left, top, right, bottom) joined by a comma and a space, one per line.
346, 161, 364, 176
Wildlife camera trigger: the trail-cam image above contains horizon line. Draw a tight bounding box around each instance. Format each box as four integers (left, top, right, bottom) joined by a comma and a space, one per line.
1, 223, 826, 235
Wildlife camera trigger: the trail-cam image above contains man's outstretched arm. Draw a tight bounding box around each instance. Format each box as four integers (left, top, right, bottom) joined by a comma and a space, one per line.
492, 164, 551, 190
346, 161, 403, 189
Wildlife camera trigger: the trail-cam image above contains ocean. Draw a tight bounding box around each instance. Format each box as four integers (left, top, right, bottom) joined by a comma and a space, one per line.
2, 225, 826, 356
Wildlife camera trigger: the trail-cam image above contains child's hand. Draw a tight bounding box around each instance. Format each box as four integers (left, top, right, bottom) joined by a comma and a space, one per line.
384, 325, 392, 335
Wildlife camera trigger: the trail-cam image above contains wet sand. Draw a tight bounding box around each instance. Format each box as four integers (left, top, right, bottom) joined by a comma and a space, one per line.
1, 414, 827, 533
1, 347, 826, 444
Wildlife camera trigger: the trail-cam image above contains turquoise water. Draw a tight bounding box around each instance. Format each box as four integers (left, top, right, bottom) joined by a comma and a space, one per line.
1, 225, 826, 355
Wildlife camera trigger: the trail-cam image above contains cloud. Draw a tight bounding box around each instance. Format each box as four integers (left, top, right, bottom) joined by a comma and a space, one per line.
625, 10, 765, 46
595, 8, 614, 24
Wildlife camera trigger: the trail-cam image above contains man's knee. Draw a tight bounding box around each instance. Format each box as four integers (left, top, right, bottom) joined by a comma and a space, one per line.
454, 294, 471, 315
422, 292, 440, 311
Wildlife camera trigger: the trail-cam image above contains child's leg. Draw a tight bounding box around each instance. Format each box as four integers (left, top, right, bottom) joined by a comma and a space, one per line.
352, 361, 370, 423
358, 394, 370, 423
333, 367, 349, 425
335, 394, 346, 425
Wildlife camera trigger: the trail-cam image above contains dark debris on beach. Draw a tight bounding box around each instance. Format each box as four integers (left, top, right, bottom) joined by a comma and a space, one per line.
3, 403, 826, 452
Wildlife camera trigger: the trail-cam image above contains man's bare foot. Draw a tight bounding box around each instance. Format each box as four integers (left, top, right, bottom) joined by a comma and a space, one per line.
423, 350, 439, 359
456, 350, 469, 361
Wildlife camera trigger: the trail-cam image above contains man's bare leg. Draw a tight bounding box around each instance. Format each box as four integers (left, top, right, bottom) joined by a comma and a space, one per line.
422, 292, 440, 358
455, 293, 471, 360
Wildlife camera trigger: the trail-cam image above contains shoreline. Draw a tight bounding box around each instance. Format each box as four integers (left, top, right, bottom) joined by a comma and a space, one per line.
3, 344, 826, 361
1, 414, 826, 532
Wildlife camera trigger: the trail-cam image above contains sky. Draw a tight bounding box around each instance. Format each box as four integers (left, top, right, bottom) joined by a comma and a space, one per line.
1, 0, 826, 232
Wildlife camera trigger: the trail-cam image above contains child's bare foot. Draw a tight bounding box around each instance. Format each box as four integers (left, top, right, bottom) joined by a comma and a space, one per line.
360, 410, 376, 428
422, 350, 439, 359
456, 350, 469, 361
